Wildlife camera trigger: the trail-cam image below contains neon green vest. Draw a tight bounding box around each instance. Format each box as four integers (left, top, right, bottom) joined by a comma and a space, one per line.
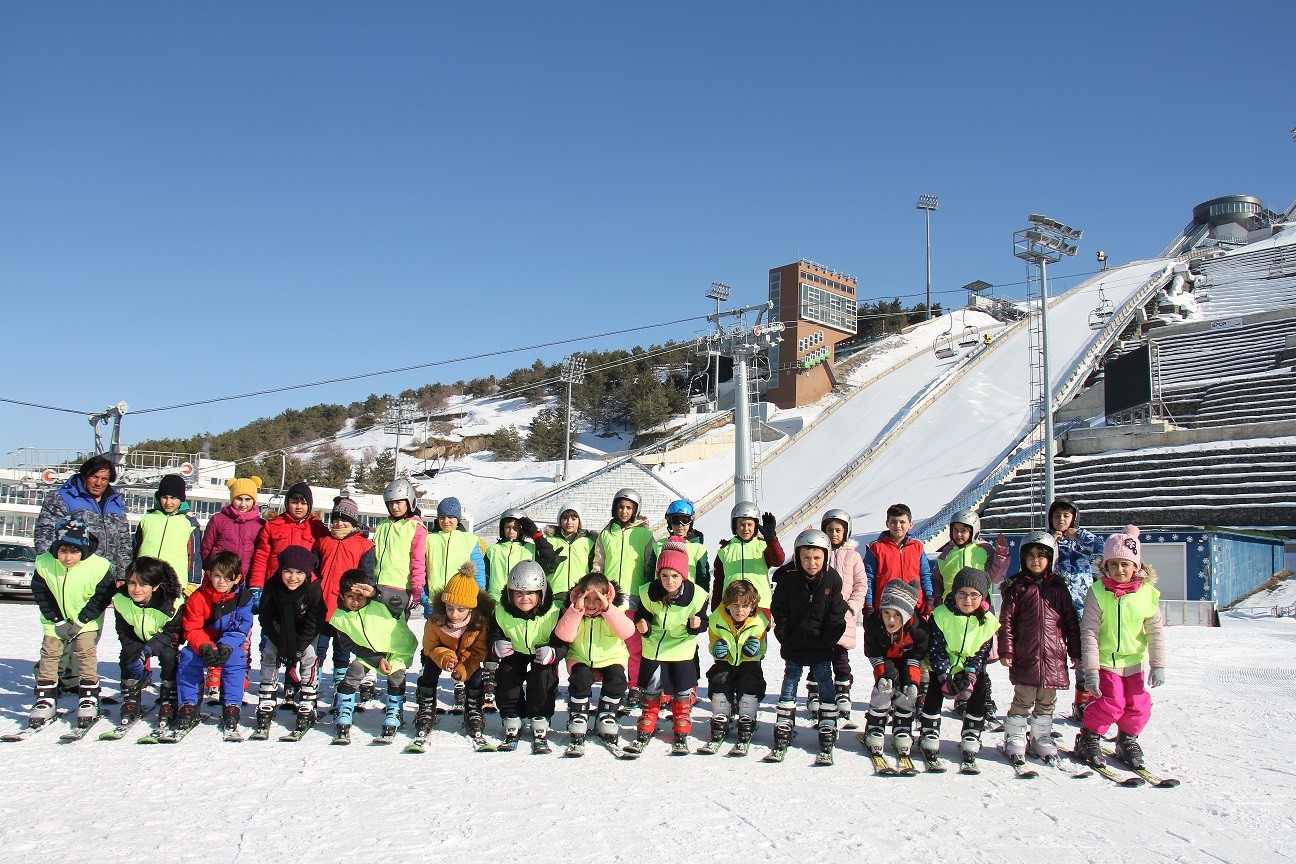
566, 614, 629, 669
373, 518, 420, 591
708, 606, 768, 663
35, 552, 110, 637
547, 533, 595, 595
717, 538, 772, 608
485, 540, 536, 599
112, 592, 181, 641
936, 544, 989, 599
598, 523, 653, 599
931, 604, 1000, 675
425, 529, 482, 597
652, 536, 708, 582
494, 604, 560, 655
637, 585, 708, 662
1092, 581, 1161, 670
136, 510, 193, 581
330, 601, 417, 673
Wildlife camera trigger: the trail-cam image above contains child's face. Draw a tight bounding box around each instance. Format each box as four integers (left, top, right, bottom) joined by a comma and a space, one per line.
339, 588, 368, 612
56, 544, 83, 567
158, 494, 182, 514
727, 601, 754, 624
436, 514, 458, 533
446, 603, 472, 626
798, 547, 825, 576
823, 520, 846, 546
881, 608, 903, 634
210, 570, 242, 594
614, 500, 636, 524
280, 568, 307, 590
331, 519, 357, 539
887, 514, 911, 542
1051, 509, 1074, 533
511, 589, 541, 612
735, 518, 757, 541
501, 520, 519, 541
560, 512, 580, 536
232, 494, 256, 513
126, 573, 156, 605
1104, 559, 1137, 583
668, 518, 691, 538
1023, 547, 1050, 575
657, 569, 684, 596
387, 500, 409, 519
287, 497, 310, 520
950, 523, 972, 546
953, 587, 983, 614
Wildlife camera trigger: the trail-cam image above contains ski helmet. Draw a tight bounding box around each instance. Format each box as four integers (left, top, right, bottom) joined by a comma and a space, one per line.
612, 488, 641, 517
1019, 530, 1058, 570
949, 508, 981, 539
793, 528, 831, 556
731, 501, 760, 534
665, 499, 695, 521
500, 507, 526, 535
382, 478, 416, 512
821, 507, 852, 538
506, 560, 548, 593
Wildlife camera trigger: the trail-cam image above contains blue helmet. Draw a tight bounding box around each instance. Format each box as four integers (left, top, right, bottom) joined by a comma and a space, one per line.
665, 499, 695, 520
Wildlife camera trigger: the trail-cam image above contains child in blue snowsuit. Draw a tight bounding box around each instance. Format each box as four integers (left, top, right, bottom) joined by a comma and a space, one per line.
176, 551, 254, 734
1047, 498, 1104, 719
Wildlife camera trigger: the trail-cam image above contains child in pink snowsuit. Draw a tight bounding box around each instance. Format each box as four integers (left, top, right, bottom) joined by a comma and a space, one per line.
1074, 525, 1166, 770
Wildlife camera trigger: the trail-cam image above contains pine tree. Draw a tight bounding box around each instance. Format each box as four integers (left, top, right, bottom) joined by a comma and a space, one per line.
526, 407, 570, 461
491, 426, 524, 461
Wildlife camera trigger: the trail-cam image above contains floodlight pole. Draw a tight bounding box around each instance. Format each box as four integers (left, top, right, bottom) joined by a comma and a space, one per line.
559, 356, 586, 483
1038, 258, 1055, 507
917, 195, 939, 319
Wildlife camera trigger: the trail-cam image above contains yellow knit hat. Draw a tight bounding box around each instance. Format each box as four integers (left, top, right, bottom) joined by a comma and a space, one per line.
227, 475, 262, 503
441, 571, 479, 609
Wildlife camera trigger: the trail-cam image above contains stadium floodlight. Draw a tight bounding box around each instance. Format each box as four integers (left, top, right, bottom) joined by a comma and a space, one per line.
916, 195, 939, 319
706, 281, 732, 302
558, 356, 587, 483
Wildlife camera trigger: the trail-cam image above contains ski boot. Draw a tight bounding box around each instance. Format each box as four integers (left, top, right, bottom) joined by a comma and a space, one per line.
281, 677, 300, 712
382, 687, 406, 738
861, 709, 887, 754
1071, 681, 1093, 721
707, 713, 730, 748
252, 705, 274, 738
119, 678, 142, 726
733, 714, 755, 756
28, 682, 57, 729
76, 684, 100, 729
156, 681, 177, 730
764, 699, 796, 761
1113, 730, 1145, 770
357, 675, 377, 709
1003, 714, 1029, 759
500, 716, 522, 749
835, 679, 855, 729
959, 710, 985, 772
1074, 727, 1105, 768
892, 701, 916, 756
531, 716, 551, 754
293, 681, 317, 735
176, 702, 201, 732
221, 703, 241, 735
919, 709, 944, 770
332, 688, 357, 743
621, 687, 642, 716
806, 681, 820, 719
595, 695, 621, 747
203, 666, 222, 705
670, 691, 693, 754
566, 698, 590, 754
463, 688, 486, 740
413, 686, 438, 737
635, 689, 663, 743
814, 705, 838, 765
482, 662, 498, 714
256, 678, 278, 714
450, 682, 466, 715
1028, 714, 1058, 760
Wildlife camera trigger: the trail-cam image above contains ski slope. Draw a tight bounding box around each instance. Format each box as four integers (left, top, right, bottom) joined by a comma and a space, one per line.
697, 259, 1168, 545
0, 599, 1291, 863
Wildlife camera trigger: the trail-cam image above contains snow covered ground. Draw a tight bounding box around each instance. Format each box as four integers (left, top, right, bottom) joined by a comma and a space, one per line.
0, 597, 1292, 863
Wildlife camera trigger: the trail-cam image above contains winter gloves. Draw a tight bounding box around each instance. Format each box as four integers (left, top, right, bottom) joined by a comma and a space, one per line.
893, 684, 919, 712
1148, 668, 1166, 688
534, 646, 557, 666
493, 640, 515, 659
741, 637, 761, 657
760, 512, 777, 542
515, 516, 540, 539
713, 638, 760, 659
942, 671, 977, 701
1083, 671, 1101, 694
54, 620, 82, 642
712, 641, 730, 660
869, 679, 893, 710
250, 588, 263, 614
199, 643, 233, 668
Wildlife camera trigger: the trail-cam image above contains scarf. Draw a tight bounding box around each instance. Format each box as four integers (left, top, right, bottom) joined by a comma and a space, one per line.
1100, 575, 1142, 598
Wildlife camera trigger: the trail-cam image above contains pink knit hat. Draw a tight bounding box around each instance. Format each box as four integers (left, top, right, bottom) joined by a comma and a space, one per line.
656, 540, 690, 578
1102, 525, 1142, 568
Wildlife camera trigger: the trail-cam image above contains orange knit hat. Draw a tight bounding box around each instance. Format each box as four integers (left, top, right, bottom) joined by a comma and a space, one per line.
227, 475, 262, 503
441, 572, 479, 609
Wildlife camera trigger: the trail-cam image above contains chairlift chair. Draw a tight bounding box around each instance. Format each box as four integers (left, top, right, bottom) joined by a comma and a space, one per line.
957, 324, 981, 348
1087, 287, 1115, 330
933, 335, 957, 360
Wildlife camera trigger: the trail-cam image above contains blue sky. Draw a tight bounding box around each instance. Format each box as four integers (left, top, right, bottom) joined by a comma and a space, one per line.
2, 2, 1292, 461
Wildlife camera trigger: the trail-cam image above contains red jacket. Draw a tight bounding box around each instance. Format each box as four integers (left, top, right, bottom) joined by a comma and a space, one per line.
865, 533, 929, 611
997, 570, 1081, 690
181, 578, 254, 651
317, 530, 376, 617
248, 513, 328, 589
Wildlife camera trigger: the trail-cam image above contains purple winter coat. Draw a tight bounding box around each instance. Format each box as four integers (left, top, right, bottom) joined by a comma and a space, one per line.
997, 569, 1081, 690
200, 505, 266, 577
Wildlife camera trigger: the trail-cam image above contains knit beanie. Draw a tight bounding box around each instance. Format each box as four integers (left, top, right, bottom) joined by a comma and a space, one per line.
1102, 524, 1142, 568
53, 517, 92, 552
437, 497, 463, 519
656, 540, 690, 577
286, 482, 313, 510
156, 473, 187, 503
950, 567, 991, 598
276, 545, 316, 578
441, 572, 479, 609
227, 475, 262, 503
331, 495, 361, 526
879, 579, 919, 624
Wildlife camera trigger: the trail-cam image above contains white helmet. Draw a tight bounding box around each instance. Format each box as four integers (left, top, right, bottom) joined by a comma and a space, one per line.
821, 508, 851, 538
949, 508, 980, 539
731, 501, 760, 534
500, 507, 526, 533
612, 488, 641, 515
506, 560, 548, 593
1019, 530, 1058, 570
793, 528, 831, 555
383, 478, 416, 511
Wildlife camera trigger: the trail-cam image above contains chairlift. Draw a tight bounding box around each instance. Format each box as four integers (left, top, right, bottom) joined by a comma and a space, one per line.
957, 324, 981, 348
687, 356, 716, 406
931, 310, 958, 359
753, 355, 772, 384
1087, 286, 1114, 330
